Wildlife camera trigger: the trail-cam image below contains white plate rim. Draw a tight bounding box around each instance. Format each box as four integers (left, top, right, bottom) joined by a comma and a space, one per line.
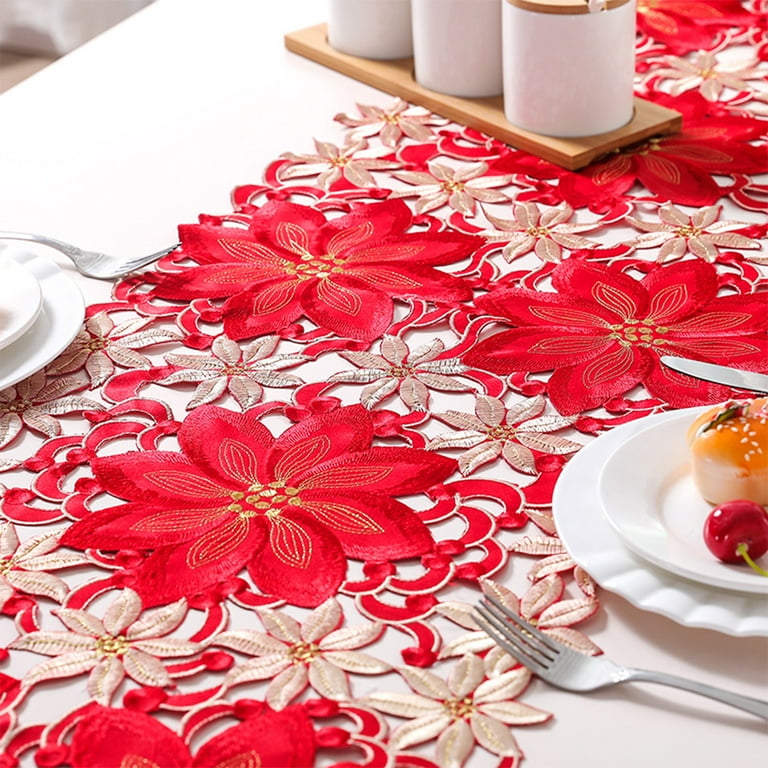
553, 407, 768, 638
598, 411, 768, 594
0, 258, 43, 350
0, 249, 84, 390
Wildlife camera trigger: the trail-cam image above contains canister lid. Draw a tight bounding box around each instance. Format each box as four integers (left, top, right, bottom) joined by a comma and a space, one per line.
505, 0, 632, 13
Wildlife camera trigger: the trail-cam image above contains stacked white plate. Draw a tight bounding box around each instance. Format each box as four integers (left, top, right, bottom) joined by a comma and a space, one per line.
0, 247, 85, 390
554, 407, 768, 638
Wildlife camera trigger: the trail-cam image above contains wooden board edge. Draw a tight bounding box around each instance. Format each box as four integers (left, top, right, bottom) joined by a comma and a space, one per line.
285, 24, 683, 171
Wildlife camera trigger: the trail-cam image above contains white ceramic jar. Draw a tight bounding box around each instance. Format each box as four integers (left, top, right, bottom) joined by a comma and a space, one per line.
412, 0, 503, 97
328, 0, 414, 60
502, 0, 637, 136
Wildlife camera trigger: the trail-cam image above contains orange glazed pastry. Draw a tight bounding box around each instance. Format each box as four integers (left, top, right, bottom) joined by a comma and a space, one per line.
687, 398, 768, 506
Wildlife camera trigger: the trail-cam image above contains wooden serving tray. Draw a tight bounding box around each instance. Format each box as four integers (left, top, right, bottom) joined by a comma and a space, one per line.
284, 23, 683, 171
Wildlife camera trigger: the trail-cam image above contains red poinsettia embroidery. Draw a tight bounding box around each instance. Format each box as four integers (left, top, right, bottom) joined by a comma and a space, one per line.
636, 0, 760, 56
66, 703, 315, 767
557, 91, 767, 209
463, 259, 768, 415
61, 405, 456, 607
151, 199, 481, 342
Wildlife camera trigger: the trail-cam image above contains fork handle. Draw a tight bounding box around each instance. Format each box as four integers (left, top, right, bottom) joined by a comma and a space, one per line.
621, 667, 768, 719
0, 231, 81, 259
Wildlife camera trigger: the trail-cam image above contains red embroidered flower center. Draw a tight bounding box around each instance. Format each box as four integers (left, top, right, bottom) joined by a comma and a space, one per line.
228, 482, 301, 522
87, 337, 109, 351
607, 319, 669, 349
444, 696, 476, 720
675, 225, 701, 238
284, 253, 347, 281
95, 635, 129, 658
528, 226, 551, 237
288, 641, 321, 664
441, 180, 466, 193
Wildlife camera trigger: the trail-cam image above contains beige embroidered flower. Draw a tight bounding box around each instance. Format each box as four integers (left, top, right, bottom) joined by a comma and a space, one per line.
216, 598, 390, 709
428, 395, 581, 475
335, 98, 444, 148
626, 203, 761, 262
0, 524, 89, 609
330, 335, 474, 411
161, 335, 306, 410
653, 51, 763, 101
47, 310, 181, 386
10, 589, 202, 705
0, 371, 104, 450
279, 137, 400, 189
482, 202, 600, 262
365, 653, 550, 767
437, 577, 600, 664
390, 160, 514, 215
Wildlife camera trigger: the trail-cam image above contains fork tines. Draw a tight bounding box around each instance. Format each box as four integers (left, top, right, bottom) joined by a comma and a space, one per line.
474, 596, 559, 670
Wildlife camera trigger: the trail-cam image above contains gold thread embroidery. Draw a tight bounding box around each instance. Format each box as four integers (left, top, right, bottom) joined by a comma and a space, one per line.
268, 516, 312, 569
274, 435, 332, 481
300, 500, 385, 535
144, 470, 228, 499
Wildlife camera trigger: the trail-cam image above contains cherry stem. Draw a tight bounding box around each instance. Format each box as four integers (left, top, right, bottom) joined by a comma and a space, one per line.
736, 542, 768, 577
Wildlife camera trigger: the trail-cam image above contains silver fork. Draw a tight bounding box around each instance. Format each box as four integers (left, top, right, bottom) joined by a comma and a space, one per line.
475, 596, 768, 720
0, 231, 178, 280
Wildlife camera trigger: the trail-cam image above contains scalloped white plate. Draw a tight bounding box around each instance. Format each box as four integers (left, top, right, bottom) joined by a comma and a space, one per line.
599, 411, 767, 595
0, 248, 84, 390
554, 407, 768, 637
0, 257, 43, 350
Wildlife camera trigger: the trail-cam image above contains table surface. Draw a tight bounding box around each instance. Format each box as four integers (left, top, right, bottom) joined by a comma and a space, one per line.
0, 1, 766, 767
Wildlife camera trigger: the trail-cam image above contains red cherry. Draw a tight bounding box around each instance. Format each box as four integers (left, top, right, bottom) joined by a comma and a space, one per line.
703, 500, 768, 566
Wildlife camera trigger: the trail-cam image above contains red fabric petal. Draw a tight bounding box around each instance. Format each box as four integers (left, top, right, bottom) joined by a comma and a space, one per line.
60, 503, 226, 551
221, 279, 305, 340
130, 517, 267, 606
643, 356, 736, 409
192, 704, 316, 768
297, 491, 435, 560
92, 452, 234, 506
315, 198, 480, 267
348, 261, 474, 302
465, 327, 611, 373
546, 346, 647, 415
266, 404, 374, 477
639, 259, 718, 323
296, 446, 455, 495
178, 406, 274, 486
69, 706, 191, 768
247, 511, 347, 607
301, 275, 396, 341
633, 151, 724, 206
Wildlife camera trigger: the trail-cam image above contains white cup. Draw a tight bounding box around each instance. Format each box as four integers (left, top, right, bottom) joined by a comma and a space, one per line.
328, 0, 414, 59
412, 0, 503, 97
502, 0, 636, 137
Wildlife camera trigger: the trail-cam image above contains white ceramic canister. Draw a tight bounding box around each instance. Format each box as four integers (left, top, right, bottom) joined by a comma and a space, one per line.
502, 0, 636, 137
412, 0, 503, 98
328, 0, 414, 60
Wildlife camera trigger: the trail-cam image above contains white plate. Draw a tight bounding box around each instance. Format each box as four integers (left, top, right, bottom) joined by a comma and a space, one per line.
553, 408, 768, 637
0, 249, 85, 390
0, 258, 43, 350
599, 411, 768, 595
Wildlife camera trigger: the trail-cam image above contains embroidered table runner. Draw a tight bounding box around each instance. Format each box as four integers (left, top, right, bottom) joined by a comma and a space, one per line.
1, 3, 766, 765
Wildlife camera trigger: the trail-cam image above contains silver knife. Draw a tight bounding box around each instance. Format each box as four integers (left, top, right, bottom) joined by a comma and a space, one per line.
660, 356, 768, 393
